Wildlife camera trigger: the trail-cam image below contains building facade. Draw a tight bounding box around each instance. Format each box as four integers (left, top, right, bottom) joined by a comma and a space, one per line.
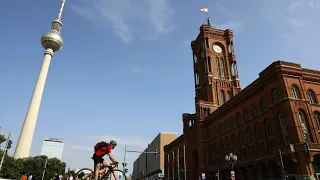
164, 22, 320, 180
40, 137, 64, 160
132, 132, 178, 180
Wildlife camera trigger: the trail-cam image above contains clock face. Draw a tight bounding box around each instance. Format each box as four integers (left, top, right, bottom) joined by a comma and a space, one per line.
213, 45, 222, 53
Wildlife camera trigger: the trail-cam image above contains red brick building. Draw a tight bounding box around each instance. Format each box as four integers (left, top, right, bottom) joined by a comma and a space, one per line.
164, 22, 320, 180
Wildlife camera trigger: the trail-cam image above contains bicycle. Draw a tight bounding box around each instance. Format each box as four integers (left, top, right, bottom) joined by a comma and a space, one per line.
76, 158, 127, 180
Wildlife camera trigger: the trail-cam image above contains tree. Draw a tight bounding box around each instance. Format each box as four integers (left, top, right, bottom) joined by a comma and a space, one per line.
0, 134, 5, 145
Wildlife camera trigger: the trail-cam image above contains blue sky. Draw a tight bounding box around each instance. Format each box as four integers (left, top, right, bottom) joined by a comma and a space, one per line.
1, 0, 320, 174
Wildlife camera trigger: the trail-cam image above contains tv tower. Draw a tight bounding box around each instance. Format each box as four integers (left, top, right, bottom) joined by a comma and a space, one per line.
14, 0, 66, 159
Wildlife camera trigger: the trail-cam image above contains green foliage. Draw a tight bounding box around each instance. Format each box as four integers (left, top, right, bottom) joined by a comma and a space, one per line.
0, 152, 67, 180
0, 134, 5, 145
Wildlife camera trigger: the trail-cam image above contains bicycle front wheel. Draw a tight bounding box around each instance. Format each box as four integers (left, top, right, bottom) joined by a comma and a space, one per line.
76, 168, 94, 180
103, 169, 127, 180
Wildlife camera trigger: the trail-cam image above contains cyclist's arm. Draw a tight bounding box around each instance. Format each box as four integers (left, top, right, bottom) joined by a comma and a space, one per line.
108, 153, 117, 163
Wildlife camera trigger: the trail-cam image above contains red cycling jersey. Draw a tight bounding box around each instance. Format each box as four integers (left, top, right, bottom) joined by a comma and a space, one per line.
95, 145, 112, 157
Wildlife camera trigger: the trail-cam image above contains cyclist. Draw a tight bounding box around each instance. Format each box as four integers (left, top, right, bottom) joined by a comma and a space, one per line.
93, 140, 118, 180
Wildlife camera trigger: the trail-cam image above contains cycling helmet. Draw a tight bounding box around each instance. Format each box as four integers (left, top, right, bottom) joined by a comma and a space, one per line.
110, 140, 117, 146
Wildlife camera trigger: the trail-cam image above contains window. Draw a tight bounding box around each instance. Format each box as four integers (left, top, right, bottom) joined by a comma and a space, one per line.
261, 98, 268, 112
279, 113, 290, 145
314, 112, 320, 131
266, 121, 275, 152
256, 125, 265, 154
232, 134, 238, 156
298, 110, 311, 142
216, 57, 220, 77
244, 109, 249, 122
236, 114, 241, 126
240, 132, 246, 159
226, 91, 231, 101
195, 72, 199, 85
220, 58, 225, 78
291, 85, 300, 99
252, 104, 258, 117
272, 89, 280, 103
205, 37, 209, 48
193, 54, 198, 63
230, 117, 235, 129
308, 90, 317, 104
247, 128, 255, 155
207, 56, 212, 72
220, 90, 225, 105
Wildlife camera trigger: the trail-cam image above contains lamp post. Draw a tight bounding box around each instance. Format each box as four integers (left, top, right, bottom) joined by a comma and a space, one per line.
225, 153, 237, 180
125, 148, 158, 180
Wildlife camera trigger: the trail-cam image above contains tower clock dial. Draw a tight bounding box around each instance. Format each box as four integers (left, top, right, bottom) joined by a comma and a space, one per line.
213, 45, 222, 53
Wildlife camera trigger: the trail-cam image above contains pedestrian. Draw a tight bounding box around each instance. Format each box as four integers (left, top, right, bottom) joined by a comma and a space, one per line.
20, 172, 27, 180
28, 173, 33, 180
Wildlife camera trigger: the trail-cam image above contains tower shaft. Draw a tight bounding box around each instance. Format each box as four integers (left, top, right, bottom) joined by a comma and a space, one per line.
13, 49, 53, 159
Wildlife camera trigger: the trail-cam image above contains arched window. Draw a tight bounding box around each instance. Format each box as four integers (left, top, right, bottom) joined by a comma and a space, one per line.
226, 91, 231, 101
220, 90, 225, 105
279, 113, 290, 145
216, 57, 220, 77
232, 134, 238, 156
230, 117, 235, 129
195, 72, 199, 85
239, 132, 246, 159
252, 104, 258, 117
193, 54, 197, 63
220, 58, 225, 78
236, 113, 241, 126
272, 89, 280, 103
256, 125, 264, 154
207, 56, 212, 72
266, 121, 275, 152
298, 110, 311, 142
244, 109, 249, 121
314, 112, 320, 131
247, 128, 255, 155
291, 85, 300, 99
261, 98, 268, 112
308, 90, 317, 104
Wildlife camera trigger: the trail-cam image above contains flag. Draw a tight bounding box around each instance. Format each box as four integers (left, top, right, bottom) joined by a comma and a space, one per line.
200, 8, 208, 13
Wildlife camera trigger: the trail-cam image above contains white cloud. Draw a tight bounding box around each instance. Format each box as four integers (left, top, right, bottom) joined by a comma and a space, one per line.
287, 1, 305, 12
284, 18, 307, 27
70, 0, 174, 43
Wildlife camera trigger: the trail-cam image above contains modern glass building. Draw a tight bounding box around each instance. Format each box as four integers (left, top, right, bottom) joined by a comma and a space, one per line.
40, 138, 64, 160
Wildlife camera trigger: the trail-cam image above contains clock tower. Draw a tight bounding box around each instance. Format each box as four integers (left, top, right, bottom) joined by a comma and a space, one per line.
191, 23, 241, 121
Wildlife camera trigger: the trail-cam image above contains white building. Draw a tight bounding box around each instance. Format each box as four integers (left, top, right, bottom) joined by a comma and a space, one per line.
40, 137, 64, 160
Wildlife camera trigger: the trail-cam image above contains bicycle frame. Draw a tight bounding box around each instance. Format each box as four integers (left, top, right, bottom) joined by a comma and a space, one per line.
82, 163, 118, 180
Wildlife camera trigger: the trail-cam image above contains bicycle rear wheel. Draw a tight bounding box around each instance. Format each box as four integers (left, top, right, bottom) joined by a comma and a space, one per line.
76, 168, 94, 180
102, 169, 127, 180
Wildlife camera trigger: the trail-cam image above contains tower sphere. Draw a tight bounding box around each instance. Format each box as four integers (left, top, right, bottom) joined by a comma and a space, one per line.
41, 20, 63, 52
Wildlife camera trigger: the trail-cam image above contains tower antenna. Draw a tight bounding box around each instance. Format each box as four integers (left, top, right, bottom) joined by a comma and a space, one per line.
57, 0, 66, 22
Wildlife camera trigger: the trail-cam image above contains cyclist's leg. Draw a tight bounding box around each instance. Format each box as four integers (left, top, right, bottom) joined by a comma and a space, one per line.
93, 154, 103, 180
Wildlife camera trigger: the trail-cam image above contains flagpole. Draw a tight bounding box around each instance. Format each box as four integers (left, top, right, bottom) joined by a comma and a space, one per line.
183, 145, 187, 180
177, 148, 180, 180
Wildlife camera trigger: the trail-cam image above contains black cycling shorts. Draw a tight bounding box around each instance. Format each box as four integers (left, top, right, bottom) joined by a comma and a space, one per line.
93, 154, 104, 164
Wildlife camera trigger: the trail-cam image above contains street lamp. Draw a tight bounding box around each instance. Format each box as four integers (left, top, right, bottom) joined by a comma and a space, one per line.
125, 147, 158, 180
225, 152, 237, 180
